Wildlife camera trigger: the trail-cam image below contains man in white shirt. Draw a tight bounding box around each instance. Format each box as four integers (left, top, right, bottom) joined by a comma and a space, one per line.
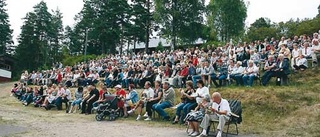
311, 40, 320, 66
197, 92, 231, 137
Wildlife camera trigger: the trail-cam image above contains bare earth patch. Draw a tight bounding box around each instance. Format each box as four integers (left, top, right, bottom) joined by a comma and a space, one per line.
0, 82, 256, 137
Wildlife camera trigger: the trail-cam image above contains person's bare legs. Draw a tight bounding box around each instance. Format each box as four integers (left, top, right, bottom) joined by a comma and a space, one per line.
41, 97, 48, 106
68, 105, 74, 113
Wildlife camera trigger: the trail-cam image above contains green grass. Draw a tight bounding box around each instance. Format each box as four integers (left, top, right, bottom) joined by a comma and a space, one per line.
2, 67, 320, 136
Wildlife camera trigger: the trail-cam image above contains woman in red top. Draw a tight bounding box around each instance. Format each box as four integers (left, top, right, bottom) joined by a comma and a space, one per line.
115, 85, 127, 117
56, 70, 62, 84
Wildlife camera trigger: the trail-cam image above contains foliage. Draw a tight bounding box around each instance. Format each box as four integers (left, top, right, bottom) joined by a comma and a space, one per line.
207, 0, 247, 42
155, 41, 164, 52
14, 1, 63, 74
154, 0, 206, 48
62, 54, 97, 66
0, 0, 13, 55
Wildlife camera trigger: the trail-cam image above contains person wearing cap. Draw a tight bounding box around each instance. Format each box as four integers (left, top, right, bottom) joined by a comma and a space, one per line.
81, 85, 99, 115
152, 81, 175, 121
197, 92, 231, 137
114, 84, 127, 117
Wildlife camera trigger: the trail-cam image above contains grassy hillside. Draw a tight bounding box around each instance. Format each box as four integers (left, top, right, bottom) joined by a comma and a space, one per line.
1, 68, 320, 137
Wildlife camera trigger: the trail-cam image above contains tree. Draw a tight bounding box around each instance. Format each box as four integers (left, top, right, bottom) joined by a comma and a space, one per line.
154, 0, 205, 49
245, 17, 277, 42
49, 8, 64, 63
0, 0, 13, 55
317, 4, 320, 18
130, 0, 153, 53
207, 0, 247, 41
15, 1, 63, 73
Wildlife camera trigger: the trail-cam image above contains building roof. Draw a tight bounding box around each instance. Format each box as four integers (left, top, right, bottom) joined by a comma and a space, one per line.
128, 38, 205, 50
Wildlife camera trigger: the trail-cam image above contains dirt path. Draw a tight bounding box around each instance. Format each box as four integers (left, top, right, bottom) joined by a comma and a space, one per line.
0, 83, 253, 137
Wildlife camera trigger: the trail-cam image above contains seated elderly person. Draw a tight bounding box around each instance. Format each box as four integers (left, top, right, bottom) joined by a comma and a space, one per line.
152, 81, 175, 121
293, 53, 308, 71
261, 55, 277, 86
274, 54, 290, 86
230, 61, 245, 86
197, 92, 231, 137
311, 40, 320, 65
211, 59, 228, 88
242, 60, 259, 87
81, 85, 99, 115
172, 63, 189, 88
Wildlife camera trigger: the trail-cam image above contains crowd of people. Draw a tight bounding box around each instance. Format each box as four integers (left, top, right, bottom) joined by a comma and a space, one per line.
11, 31, 320, 137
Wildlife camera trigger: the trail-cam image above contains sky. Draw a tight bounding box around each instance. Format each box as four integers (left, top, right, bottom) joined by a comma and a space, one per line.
5, 0, 320, 44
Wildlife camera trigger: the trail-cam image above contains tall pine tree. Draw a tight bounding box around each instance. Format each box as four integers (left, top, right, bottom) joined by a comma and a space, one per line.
0, 0, 13, 55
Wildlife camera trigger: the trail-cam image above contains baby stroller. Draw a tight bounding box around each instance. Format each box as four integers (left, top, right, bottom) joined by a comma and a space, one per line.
95, 95, 124, 121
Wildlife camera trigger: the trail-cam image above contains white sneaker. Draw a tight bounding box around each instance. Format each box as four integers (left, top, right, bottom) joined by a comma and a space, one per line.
144, 117, 152, 121
128, 109, 135, 114
136, 115, 141, 121
216, 131, 222, 137
188, 131, 195, 136
143, 112, 148, 118
190, 131, 199, 137
196, 133, 207, 137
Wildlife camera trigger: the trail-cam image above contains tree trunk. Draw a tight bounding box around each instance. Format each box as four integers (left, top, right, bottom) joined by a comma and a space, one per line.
145, 0, 150, 54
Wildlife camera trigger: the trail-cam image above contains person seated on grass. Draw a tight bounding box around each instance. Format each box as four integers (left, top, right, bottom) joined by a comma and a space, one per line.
81, 85, 99, 115
274, 54, 290, 86
200, 61, 214, 87
184, 95, 211, 137
261, 55, 277, 86
21, 87, 33, 106
41, 84, 58, 109
128, 81, 154, 120
293, 53, 308, 71
242, 60, 259, 87
152, 81, 175, 121
124, 85, 139, 116
144, 81, 162, 121
55, 84, 66, 110
114, 84, 128, 117
172, 81, 196, 124
68, 86, 84, 113
197, 92, 231, 137
230, 61, 245, 86
211, 59, 228, 88
311, 40, 320, 65
10, 83, 19, 96
92, 86, 110, 109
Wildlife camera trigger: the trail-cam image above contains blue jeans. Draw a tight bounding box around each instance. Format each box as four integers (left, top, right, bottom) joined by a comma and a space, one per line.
152, 101, 172, 118
192, 75, 201, 87
242, 74, 256, 87
71, 99, 82, 106
175, 103, 186, 117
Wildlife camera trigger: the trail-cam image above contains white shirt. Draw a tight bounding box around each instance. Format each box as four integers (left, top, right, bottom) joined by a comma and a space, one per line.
296, 58, 308, 67
291, 49, 301, 58
142, 88, 154, 99
211, 98, 231, 115
195, 87, 210, 103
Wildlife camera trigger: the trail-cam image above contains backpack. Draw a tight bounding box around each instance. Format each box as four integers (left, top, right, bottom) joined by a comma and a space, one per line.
228, 100, 242, 124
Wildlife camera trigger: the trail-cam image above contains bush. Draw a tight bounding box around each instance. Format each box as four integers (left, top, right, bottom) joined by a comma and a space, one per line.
62, 55, 97, 66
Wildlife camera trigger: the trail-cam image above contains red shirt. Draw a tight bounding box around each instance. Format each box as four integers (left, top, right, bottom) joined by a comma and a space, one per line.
115, 89, 126, 98
57, 73, 62, 83
99, 90, 104, 98
192, 58, 198, 66
179, 67, 189, 76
